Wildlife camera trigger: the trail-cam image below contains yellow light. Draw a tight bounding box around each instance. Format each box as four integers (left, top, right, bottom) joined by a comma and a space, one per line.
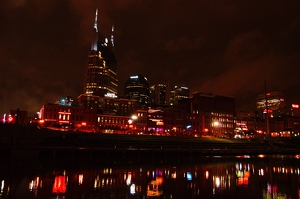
213, 121, 219, 126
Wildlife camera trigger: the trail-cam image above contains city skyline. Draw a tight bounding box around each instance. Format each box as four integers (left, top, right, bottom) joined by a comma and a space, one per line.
1, 1, 300, 115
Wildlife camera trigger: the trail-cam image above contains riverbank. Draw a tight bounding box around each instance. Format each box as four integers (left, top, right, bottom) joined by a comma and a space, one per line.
1, 124, 300, 162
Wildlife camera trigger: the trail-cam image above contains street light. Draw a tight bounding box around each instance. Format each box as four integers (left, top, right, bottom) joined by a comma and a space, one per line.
129, 115, 138, 134
212, 121, 219, 137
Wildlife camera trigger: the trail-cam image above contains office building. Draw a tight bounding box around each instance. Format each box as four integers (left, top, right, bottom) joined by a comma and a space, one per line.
124, 75, 150, 105
170, 86, 190, 105
193, 93, 235, 137
149, 81, 170, 105
256, 91, 285, 118
83, 9, 118, 97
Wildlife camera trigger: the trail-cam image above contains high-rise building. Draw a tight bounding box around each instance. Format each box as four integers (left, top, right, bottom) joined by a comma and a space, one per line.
170, 86, 189, 105
124, 74, 149, 105
149, 81, 170, 105
256, 91, 285, 118
83, 9, 118, 97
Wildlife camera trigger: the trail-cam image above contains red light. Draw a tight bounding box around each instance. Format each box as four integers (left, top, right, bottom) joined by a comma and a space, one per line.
292, 104, 299, 108
52, 176, 67, 194
156, 177, 163, 185
263, 109, 273, 113
7, 115, 13, 122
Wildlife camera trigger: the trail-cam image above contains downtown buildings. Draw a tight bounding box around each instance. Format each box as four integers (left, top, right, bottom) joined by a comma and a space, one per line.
32, 10, 299, 137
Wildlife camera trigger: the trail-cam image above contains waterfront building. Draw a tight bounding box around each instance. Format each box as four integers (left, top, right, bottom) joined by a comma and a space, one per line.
191, 92, 235, 137
170, 86, 190, 105
164, 104, 187, 135
124, 74, 150, 106
83, 9, 118, 97
97, 114, 132, 134
147, 107, 164, 134
163, 93, 235, 137
78, 93, 138, 116
38, 103, 98, 132
3, 109, 28, 125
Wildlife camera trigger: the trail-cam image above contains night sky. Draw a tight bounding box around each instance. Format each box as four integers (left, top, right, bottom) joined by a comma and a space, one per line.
1, 1, 300, 116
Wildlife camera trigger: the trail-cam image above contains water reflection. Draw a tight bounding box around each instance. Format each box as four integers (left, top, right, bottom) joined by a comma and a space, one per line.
1, 157, 300, 199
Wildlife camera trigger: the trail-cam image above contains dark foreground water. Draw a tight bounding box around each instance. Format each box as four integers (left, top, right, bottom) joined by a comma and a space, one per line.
1, 155, 300, 199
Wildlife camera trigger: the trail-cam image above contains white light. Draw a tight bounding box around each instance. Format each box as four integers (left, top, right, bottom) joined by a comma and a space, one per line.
215, 177, 220, 187
130, 184, 136, 195
105, 93, 117, 98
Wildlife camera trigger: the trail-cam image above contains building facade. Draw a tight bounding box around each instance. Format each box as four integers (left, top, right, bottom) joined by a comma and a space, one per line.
170, 86, 190, 105
124, 74, 150, 106
149, 81, 170, 105
256, 91, 285, 118
78, 94, 138, 116
83, 9, 118, 97
39, 103, 98, 132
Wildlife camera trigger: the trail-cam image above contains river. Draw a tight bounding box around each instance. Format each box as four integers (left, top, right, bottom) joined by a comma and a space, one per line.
1, 154, 300, 199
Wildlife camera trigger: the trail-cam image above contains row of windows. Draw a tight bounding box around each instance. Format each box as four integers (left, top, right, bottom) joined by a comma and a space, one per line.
44, 114, 95, 123
44, 107, 96, 115
98, 117, 129, 124
137, 113, 145, 117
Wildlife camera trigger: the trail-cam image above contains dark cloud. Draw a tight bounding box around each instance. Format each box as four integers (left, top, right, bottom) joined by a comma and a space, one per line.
1, 0, 300, 115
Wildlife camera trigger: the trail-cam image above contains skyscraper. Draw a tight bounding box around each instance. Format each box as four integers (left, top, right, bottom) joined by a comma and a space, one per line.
124, 74, 149, 106
83, 9, 118, 97
149, 81, 170, 105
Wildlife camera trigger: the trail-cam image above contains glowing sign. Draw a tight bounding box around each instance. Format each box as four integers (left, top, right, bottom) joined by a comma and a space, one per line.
156, 121, 164, 126
263, 109, 273, 113
130, 75, 138, 79
79, 174, 83, 185
187, 172, 192, 181
105, 93, 117, 98
52, 176, 67, 194
156, 177, 163, 185
292, 104, 299, 108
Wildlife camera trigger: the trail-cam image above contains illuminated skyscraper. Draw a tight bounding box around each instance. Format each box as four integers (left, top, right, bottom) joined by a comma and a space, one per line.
124, 75, 149, 105
149, 81, 170, 105
84, 9, 118, 97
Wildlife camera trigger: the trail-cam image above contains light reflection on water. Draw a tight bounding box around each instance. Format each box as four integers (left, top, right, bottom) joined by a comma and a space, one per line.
0, 156, 300, 199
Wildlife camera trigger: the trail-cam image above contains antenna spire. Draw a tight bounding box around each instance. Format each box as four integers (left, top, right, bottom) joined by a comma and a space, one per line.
94, 9, 98, 32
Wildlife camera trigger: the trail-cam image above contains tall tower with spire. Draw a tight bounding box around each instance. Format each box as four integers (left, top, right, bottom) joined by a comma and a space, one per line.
84, 9, 118, 97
